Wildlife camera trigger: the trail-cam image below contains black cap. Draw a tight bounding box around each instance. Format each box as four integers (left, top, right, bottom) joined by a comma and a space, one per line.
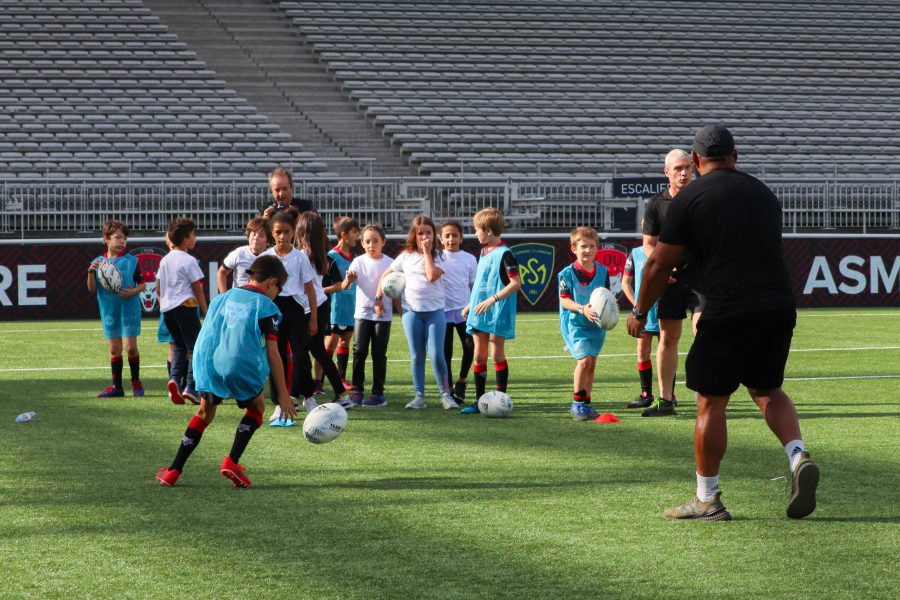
693, 124, 735, 158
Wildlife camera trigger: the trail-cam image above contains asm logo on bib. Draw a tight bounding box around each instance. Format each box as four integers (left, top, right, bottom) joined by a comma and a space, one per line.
595, 243, 628, 299
511, 243, 555, 306
131, 246, 167, 314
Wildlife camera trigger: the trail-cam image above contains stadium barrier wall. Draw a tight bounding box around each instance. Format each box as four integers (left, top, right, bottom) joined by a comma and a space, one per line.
1, 234, 896, 320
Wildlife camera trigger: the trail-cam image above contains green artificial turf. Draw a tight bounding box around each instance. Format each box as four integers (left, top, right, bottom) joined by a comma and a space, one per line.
1, 310, 897, 599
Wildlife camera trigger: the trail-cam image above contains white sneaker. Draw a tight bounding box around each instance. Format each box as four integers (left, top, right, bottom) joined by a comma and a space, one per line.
269, 405, 283, 423
303, 397, 318, 413
441, 392, 460, 410
405, 392, 426, 410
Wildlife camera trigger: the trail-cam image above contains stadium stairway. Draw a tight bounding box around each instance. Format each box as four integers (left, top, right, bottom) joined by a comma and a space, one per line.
144, 0, 415, 178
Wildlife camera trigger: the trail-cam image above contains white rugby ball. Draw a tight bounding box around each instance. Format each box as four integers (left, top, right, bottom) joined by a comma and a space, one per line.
477, 391, 514, 418
381, 271, 406, 299
96, 260, 123, 293
589, 286, 619, 330
302, 402, 348, 444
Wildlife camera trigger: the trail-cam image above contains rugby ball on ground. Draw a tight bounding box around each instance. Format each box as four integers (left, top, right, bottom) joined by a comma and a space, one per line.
477, 391, 514, 418
96, 260, 123, 293
381, 271, 406, 299
302, 402, 348, 444
588, 287, 619, 330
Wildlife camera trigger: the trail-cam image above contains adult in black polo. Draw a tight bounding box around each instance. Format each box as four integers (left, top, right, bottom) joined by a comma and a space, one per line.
636, 148, 705, 414
261, 167, 317, 219
627, 125, 819, 521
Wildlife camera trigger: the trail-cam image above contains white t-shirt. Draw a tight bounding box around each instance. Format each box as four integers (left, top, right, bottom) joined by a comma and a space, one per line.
348, 253, 393, 321
391, 251, 445, 312
223, 245, 263, 289
157, 249, 204, 313
440, 249, 478, 311
263, 247, 316, 313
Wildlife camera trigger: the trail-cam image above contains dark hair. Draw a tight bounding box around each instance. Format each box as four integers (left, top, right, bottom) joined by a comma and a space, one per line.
102, 219, 129, 238
361, 223, 385, 241
247, 255, 287, 288
167, 217, 196, 247
296, 211, 329, 275
404, 214, 441, 260
270, 207, 299, 230
440, 220, 463, 237
333, 215, 360, 238
245, 216, 273, 244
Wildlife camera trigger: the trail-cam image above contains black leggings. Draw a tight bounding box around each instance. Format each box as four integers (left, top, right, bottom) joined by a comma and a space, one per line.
352, 319, 391, 395
272, 295, 309, 399
306, 298, 345, 398
444, 320, 474, 381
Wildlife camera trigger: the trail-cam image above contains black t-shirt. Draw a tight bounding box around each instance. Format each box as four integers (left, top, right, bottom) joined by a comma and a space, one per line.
260, 198, 317, 215
659, 169, 795, 321
643, 189, 697, 285
322, 258, 343, 288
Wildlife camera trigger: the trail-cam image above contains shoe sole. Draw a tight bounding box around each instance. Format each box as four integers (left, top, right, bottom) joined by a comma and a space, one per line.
167, 381, 184, 405
787, 461, 819, 519
666, 508, 733, 521
221, 468, 251, 488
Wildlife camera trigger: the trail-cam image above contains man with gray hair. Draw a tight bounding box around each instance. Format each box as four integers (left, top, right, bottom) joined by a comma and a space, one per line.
627, 125, 818, 521
630, 148, 705, 416
261, 167, 317, 218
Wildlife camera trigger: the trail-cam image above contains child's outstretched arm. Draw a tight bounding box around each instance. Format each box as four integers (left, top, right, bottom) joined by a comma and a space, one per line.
266, 338, 297, 420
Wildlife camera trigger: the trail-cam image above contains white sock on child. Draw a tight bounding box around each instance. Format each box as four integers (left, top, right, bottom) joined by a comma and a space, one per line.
784, 439, 806, 471
696, 473, 720, 502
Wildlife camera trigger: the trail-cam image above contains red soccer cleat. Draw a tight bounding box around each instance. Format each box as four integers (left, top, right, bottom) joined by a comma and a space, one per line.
156, 467, 180, 487
220, 455, 251, 488
167, 381, 184, 405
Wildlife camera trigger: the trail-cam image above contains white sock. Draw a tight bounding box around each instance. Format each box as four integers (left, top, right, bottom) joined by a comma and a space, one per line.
696, 473, 720, 502
785, 439, 806, 471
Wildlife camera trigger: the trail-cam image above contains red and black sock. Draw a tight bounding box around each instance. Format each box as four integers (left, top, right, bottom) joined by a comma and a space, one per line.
229, 409, 262, 464
111, 356, 123, 389
128, 355, 140, 382
170, 416, 208, 473
474, 363, 488, 399
336, 346, 350, 379
574, 389, 590, 403
638, 360, 653, 396
494, 360, 509, 393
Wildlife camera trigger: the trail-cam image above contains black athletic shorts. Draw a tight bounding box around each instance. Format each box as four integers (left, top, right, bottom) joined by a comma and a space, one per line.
685, 307, 796, 396
200, 389, 263, 409
657, 280, 706, 321
330, 324, 352, 335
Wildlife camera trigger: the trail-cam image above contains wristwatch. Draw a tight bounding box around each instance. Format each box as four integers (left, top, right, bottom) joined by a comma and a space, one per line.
631, 307, 647, 320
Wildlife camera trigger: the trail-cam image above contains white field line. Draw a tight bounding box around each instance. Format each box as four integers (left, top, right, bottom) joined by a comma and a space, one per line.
2, 345, 899, 373
2, 310, 898, 333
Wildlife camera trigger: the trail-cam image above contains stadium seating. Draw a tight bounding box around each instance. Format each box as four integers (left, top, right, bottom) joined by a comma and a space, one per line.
0, 0, 331, 179
276, 0, 900, 176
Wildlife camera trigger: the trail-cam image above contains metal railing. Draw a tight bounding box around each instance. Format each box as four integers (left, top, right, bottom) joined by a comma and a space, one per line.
1, 175, 898, 238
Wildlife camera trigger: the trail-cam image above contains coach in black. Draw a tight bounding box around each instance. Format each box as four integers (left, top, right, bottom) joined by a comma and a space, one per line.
626, 125, 819, 521
261, 167, 317, 219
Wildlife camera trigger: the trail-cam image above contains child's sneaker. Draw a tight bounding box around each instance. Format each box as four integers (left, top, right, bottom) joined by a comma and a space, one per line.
182, 389, 200, 405
349, 391, 365, 407
364, 394, 388, 408
460, 403, 480, 414
342, 378, 355, 393
167, 380, 184, 405
313, 380, 324, 396
664, 492, 732, 521
303, 397, 318, 413
98, 386, 124, 398
335, 395, 354, 410
571, 401, 599, 421
405, 392, 426, 410
131, 381, 145, 397
441, 392, 460, 410
156, 467, 180, 487
641, 398, 676, 417
787, 451, 819, 519
220, 455, 251, 488
626, 392, 653, 409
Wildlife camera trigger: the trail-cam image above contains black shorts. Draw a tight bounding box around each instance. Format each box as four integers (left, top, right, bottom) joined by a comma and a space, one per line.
685, 307, 796, 396
657, 280, 706, 321
330, 324, 352, 335
200, 389, 263, 409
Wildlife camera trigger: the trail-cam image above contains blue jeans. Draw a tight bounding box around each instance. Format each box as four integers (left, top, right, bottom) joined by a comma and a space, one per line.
401, 309, 450, 395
